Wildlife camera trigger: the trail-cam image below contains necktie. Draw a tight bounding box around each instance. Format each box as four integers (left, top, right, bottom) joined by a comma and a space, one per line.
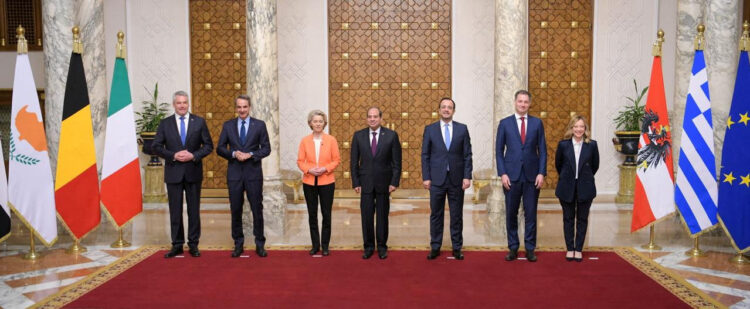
444, 123, 451, 150
180, 116, 186, 146
240, 120, 247, 145
520, 116, 526, 144
371, 132, 378, 156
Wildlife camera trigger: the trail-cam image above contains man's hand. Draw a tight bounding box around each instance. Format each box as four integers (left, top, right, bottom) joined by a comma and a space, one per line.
422, 180, 431, 190
388, 185, 397, 193
354, 186, 361, 194
235, 151, 251, 162
174, 150, 194, 162
462, 179, 471, 190
535, 174, 545, 189
501, 174, 510, 190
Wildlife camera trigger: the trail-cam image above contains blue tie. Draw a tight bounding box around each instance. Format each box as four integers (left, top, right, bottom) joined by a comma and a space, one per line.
240, 120, 247, 145
444, 123, 451, 150
179, 116, 186, 146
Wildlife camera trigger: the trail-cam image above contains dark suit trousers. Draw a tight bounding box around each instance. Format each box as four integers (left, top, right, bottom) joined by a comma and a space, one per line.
360, 191, 390, 251
303, 181, 335, 250
228, 179, 266, 248
166, 181, 201, 247
560, 181, 592, 252
429, 173, 464, 251
505, 169, 540, 251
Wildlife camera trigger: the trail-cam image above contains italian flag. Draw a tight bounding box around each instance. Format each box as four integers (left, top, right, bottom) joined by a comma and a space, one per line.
101, 56, 142, 227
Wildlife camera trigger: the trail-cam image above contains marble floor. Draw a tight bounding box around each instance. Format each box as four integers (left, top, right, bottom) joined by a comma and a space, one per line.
1, 195, 749, 308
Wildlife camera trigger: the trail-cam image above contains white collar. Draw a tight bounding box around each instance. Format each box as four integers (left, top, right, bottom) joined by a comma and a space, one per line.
515, 113, 528, 120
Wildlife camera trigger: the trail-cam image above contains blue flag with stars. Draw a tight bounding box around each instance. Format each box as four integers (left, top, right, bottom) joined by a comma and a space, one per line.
718, 50, 750, 253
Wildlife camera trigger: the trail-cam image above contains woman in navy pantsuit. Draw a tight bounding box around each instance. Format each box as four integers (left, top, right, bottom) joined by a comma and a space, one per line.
554, 116, 599, 262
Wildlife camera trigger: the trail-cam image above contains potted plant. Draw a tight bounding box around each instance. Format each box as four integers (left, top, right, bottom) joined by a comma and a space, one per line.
135, 82, 170, 163
612, 79, 647, 166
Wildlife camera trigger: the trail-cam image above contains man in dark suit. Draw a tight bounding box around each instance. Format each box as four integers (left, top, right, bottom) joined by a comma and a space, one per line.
217, 94, 271, 258
495, 89, 547, 262
351, 107, 402, 260
422, 98, 472, 260
152, 90, 214, 258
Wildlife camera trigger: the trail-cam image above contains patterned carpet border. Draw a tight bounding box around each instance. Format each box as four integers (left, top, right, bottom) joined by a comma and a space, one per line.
32, 245, 724, 309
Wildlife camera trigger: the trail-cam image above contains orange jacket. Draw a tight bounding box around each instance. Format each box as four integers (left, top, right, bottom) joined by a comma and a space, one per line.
297, 133, 340, 186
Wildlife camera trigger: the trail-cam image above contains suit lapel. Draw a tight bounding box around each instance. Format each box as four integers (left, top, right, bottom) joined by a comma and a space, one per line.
511, 116, 523, 144
374, 129, 386, 158
169, 115, 182, 145
566, 140, 577, 173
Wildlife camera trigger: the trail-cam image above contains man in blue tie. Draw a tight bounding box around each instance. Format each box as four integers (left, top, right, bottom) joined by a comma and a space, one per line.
217, 95, 271, 258
152, 91, 214, 258
495, 90, 547, 262
422, 98, 473, 260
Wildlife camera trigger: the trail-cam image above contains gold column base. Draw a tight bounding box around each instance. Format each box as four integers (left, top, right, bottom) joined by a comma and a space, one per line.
143, 164, 168, 203
23, 230, 39, 260
615, 164, 636, 204
66, 241, 87, 254
729, 253, 749, 264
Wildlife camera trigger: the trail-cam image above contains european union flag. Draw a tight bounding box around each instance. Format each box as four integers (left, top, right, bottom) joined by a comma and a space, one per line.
718, 50, 750, 253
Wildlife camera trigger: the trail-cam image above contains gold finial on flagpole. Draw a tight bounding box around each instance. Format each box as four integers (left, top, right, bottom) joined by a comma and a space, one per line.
652, 29, 664, 57
16, 25, 28, 54
72, 26, 83, 54
693, 24, 705, 51
116, 30, 126, 59
740, 20, 749, 52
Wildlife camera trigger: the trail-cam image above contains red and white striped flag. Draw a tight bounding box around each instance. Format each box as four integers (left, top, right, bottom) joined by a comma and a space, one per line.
632, 55, 675, 232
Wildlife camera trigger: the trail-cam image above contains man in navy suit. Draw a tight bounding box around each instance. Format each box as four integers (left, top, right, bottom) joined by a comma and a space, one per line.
422, 98, 472, 260
351, 107, 402, 260
152, 91, 214, 258
495, 89, 547, 262
216, 94, 271, 258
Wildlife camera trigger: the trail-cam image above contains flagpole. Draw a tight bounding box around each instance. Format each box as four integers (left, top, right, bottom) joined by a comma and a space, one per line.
22, 229, 38, 260
641, 224, 662, 251
684, 237, 706, 257
108, 31, 132, 249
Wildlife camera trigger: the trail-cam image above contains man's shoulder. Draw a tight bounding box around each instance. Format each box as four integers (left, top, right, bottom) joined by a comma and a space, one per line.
250, 117, 266, 125
354, 127, 369, 136
500, 115, 515, 123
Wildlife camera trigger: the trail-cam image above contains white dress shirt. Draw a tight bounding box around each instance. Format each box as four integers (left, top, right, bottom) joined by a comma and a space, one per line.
573, 138, 583, 179
175, 112, 190, 134
369, 127, 381, 144
441, 120, 453, 145
514, 113, 527, 134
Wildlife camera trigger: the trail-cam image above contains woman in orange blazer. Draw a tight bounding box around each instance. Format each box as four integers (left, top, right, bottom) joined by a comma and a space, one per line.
297, 110, 340, 256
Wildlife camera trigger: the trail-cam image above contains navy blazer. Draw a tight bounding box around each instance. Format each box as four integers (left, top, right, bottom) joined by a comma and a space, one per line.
495, 115, 547, 182
554, 139, 599, 202
152, 114, 214, 184
216, 117, 271, 181
350, 127, 402, 193
421, 121, 473, 187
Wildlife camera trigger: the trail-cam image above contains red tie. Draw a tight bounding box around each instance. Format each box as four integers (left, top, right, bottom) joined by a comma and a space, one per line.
520, 116, 526, 144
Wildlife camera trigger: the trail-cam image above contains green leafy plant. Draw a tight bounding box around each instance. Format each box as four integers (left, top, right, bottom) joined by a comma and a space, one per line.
613, 79, 648, 131
135, 82, 170, 133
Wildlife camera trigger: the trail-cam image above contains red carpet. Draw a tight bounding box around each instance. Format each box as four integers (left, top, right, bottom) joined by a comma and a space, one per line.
42, 248, 714, 308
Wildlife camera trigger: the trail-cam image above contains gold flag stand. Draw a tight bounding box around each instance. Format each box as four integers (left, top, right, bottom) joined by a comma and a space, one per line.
66, 239, 87, 254
684, 236, 706, 257
729, 253, 749, 264
22, 230, 39, 260
641, 225, 662, 251
110, 228, 131, 248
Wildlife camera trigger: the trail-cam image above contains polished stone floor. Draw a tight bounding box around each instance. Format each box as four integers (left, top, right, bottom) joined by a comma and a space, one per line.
1, 195, 749, 308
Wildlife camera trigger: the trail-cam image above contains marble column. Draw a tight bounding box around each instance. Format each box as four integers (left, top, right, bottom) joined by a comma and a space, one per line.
42, 0, 107, 175
488, 0, 528, 215
705, 1, 740, 170
246, 0, 287, 238
672, 0, 705, 169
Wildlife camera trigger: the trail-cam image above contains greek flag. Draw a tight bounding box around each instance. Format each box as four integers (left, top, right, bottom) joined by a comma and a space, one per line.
675, 49, 718, 236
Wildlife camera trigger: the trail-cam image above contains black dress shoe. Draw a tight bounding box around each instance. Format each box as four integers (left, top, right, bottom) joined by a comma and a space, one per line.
452, 249, 464, 260
231, 247, 244, 258
256, 246, 268, 257
526, 250, 537, 262
188, 246, 201, 257
505, 250, 518, 261
427, 249, 440, 260
322, 248, 330, 256
378, 250, 388, 260
362, 250, 374, 259
309, 248, 320, 256
164, 246, 183, 258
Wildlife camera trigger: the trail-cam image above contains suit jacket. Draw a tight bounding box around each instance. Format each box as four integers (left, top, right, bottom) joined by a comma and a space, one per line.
495, 115, 547, 182
216, 117, 271, 181
350, 127, 402, 193
421, 121, 473, 187
297, 133, 341, 186
555, 139, 599, 202
152, 114, 214, 184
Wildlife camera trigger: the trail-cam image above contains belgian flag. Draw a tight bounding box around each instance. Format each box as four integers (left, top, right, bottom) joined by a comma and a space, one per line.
55, 40, 100, 240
